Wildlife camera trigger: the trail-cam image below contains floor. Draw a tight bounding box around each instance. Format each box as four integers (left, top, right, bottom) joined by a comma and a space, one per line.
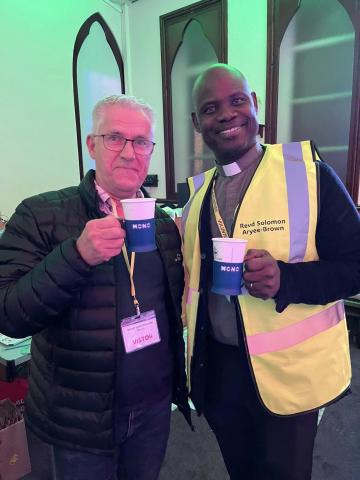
22, 339, 360, 480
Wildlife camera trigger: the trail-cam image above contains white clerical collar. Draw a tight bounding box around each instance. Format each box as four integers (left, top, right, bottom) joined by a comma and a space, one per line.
215, 143, 263, 177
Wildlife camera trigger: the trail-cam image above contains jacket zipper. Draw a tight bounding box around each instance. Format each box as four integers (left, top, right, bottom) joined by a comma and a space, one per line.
112, 255, 122, 451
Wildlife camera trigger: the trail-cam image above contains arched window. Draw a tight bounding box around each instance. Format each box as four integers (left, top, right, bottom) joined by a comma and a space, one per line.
160, 0, 227, 201
266, 0, 360, 205
73, 13, 125, 178
171, 20, 218, 187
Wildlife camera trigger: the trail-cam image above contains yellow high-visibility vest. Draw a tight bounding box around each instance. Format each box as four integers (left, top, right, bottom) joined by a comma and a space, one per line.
183, 141, 351, 415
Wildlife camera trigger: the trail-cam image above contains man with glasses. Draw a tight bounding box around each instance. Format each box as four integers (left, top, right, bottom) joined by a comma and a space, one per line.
0, 95, 191, 480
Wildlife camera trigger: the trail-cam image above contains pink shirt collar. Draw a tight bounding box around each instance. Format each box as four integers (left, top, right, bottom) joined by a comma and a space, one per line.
94, 181, 144, 216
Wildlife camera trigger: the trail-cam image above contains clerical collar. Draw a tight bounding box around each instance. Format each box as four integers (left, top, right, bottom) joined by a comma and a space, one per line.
215, 142, 263, 177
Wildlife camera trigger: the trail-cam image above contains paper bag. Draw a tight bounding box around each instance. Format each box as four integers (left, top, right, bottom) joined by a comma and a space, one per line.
0, 399, 31, 480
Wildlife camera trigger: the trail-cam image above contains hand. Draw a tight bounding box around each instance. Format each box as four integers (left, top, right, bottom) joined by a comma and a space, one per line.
76, 216, 125, 266
243, 249, 280, 300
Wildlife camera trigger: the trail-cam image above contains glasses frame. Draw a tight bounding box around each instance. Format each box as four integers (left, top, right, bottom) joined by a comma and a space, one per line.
92, 134, 155, 155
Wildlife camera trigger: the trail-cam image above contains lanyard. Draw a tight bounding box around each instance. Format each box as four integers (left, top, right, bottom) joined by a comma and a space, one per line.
110, 198, 141, 317
211, 179, 229, 238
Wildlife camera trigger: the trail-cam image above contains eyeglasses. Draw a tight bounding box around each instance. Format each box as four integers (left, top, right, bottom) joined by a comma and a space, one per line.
92, 134, 155, 155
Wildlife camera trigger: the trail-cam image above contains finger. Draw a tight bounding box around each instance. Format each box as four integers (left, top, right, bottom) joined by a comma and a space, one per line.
244, 264, 275, 282
246, 271, 280, 297
246, 252, 276, 272
98, 227, 126, 240
88, 236, 124, 255
101, 244, 125, 258
103, 250, 123, 260
95, 216, 122, 228
247, 281, 271, 299
99, 238, 125, 251
101, 240, 124, 252
244, 257, 268, 272
243, 272, 265, 288
244, 249, 267, 262
244, 269, 276, 285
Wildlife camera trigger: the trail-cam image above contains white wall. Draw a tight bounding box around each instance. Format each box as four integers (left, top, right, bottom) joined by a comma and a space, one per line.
124, 0, 198, 199
228, 0, 267, 124
126, 0, 268, 198
0, 0, 123, 217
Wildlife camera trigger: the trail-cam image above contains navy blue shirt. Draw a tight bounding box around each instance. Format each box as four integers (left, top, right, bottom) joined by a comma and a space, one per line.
115, 248, 173, 411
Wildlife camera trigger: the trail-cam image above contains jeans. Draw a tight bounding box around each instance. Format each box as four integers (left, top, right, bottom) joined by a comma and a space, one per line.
52, 393, 172, 480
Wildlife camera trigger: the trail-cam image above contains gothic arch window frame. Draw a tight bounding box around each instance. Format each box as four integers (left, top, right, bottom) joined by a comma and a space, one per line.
73, 13, 125, 179
160, 0, 228, 201
265, 0, 360, 204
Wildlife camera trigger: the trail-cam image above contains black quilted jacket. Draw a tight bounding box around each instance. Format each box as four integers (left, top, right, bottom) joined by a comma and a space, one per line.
0, 170, 191, 454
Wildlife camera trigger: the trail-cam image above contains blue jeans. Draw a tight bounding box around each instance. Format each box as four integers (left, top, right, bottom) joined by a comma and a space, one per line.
52, 394, 172, 480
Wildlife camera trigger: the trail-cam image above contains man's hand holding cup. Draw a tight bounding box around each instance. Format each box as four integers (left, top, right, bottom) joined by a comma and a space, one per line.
243, 249, 280, 299
76, 216, 125, 266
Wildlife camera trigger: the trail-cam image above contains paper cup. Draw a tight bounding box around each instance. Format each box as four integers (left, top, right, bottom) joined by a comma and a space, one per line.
212, 238, 248, 295
120, 198, 156, 252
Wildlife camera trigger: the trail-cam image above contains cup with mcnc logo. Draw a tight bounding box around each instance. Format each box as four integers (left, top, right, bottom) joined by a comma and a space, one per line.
212, 237, 248, 295
120, 198, 156, 252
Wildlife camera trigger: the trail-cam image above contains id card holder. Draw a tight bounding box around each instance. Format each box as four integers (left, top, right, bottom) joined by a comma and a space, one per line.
120, 309, 161, 353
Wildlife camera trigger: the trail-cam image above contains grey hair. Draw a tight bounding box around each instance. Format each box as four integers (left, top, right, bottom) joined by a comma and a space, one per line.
91, 94, 155, 133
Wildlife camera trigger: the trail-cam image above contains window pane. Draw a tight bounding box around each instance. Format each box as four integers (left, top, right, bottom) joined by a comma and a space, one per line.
77, 22, 122, 173
277, 0, 355, 185
171, 20, 218, 187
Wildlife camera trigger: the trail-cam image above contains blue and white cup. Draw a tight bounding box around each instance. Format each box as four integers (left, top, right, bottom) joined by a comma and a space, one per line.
120, 198, 156, 252
212, 237, 248, 296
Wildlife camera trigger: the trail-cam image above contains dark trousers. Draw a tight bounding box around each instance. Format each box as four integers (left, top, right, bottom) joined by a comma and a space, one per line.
203, 337, 318, 480
52, 393, 172, 480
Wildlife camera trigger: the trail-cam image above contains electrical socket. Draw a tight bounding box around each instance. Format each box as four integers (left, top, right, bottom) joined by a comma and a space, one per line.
143, 174, 158, 187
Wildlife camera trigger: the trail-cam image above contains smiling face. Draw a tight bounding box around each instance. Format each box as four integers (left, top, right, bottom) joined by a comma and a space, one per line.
87, 104, 154, 200
192, 67, 259, 164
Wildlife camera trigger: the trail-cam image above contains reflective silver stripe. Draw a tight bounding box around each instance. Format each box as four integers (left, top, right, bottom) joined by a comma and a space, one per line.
283, 142, 310, 262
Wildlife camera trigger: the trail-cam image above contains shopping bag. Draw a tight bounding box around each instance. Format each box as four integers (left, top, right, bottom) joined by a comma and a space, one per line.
0, 379, 29, 416
0, 399, 31, 479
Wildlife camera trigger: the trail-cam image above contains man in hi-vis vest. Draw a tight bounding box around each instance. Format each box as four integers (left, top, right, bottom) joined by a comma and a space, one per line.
182, 64, 360, 480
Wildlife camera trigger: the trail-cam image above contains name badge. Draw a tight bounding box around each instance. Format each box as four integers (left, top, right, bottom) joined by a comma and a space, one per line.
121, 309, 161, 354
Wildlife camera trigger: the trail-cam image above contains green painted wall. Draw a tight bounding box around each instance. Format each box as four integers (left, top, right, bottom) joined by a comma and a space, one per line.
0, 0, 123, 217
228, 0, 267, 124
0, 0, 268, 215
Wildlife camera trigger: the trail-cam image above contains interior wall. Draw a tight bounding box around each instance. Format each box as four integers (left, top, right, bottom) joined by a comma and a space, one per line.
1, 0, 268, 215
126, 0, 267, 198
0, 0, 123, 218
124, 0, 199, 199
228, 0, 267, 125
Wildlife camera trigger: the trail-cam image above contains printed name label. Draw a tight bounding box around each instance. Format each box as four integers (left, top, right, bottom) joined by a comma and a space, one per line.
240, 218, 287, 235
121, 310, 160, 353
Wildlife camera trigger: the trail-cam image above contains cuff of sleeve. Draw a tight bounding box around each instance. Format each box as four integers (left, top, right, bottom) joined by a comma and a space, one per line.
60, 238, 93, 275
274, 261, 292, 313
